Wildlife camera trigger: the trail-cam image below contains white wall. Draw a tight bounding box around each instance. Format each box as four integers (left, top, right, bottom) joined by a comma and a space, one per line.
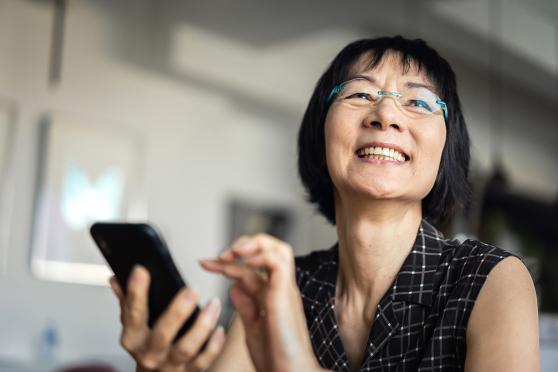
0, 1, 336, 369
0, 0, 556, 370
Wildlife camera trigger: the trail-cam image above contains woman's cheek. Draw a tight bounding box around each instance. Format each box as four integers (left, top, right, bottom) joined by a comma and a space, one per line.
325, 150, 342, 187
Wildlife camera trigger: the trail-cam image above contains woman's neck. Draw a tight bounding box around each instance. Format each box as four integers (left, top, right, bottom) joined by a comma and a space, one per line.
334, 191, 422, 317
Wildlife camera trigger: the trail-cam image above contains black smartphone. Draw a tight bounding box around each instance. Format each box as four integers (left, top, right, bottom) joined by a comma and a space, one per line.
90, 222, 200, 341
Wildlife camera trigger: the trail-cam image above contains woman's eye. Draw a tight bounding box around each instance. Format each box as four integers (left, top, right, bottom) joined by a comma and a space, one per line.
347, 92, 373, 101
409, 99, 433, 112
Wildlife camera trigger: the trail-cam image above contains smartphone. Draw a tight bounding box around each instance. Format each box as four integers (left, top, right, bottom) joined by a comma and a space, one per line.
90, 222, 200, 341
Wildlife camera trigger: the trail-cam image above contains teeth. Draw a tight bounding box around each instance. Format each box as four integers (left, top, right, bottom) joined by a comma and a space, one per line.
357, 146, 407, 162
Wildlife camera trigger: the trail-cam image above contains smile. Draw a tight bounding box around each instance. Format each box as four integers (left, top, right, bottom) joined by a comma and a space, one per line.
356, 146, 408, 162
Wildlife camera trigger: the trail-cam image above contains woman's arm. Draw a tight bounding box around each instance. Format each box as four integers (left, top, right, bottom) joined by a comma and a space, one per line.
209, 314, 256, 372
465, 256, 540, 372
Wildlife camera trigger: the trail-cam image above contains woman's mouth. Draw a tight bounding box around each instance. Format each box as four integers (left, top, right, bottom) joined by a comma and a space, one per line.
356, 146, 409, 162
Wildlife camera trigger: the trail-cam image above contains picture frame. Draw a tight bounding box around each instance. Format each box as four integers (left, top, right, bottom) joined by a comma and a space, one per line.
30, 112, 147, 285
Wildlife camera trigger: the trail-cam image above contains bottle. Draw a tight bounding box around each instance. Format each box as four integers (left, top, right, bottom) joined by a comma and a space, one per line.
38, 318, 59, 366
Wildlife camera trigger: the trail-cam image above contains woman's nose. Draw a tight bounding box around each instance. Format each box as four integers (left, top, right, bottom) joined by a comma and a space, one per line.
363, 98, 404, 131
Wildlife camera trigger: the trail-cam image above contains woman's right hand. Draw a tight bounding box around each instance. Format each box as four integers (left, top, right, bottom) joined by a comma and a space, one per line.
108, 265, 226, 372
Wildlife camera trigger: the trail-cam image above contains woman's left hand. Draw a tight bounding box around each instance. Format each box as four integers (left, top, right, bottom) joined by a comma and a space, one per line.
199, 234, 324, 372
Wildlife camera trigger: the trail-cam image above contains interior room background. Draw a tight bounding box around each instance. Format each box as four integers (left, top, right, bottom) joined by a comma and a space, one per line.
0, 0, 556, 370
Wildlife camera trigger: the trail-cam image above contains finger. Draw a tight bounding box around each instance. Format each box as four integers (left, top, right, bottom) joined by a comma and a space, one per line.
226, 267, 266, 297
169, 298, 221, 363
231, 233, 284, 256
109, 276, 125, 306
200, 260, 264, 295
109, 276, 126, 324
244, 251, 282, 271
121, 265, 150, 353
142, 288, 199, 366
228, 235, 254, 252
199, 259, 248, 279
218, 235, 253, 262
217, 248, 235, 262
226, 235, 296, 291
198, 259, 225, 273
232, 234, 293, 262
109, 275, 123, 297
244, 250, 295, 288
189, 326, 226, 371
244, 249, 289, 275
230, 283, 259, 323
231, 239, 260, 256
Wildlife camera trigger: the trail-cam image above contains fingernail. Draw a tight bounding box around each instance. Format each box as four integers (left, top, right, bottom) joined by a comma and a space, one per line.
199, 259, 216, 268
132, 265, 147, 283
215, 325, 225, 339
238, 241, 257, 250
206, 298, 221, 318
221, 249, 237, 260
108, 277, 119, 291
209, 326, 225, 351
181, 289, 195, 303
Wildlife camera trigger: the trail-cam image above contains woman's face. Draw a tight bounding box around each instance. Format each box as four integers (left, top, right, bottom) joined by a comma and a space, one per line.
324, 52, 447, 206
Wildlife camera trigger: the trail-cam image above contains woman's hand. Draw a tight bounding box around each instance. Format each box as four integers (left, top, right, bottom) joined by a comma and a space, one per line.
199, 234, 324, 372
108, 266, 226, 372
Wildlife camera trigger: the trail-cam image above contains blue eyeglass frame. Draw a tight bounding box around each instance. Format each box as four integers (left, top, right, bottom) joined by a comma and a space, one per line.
326, 84, 449, 124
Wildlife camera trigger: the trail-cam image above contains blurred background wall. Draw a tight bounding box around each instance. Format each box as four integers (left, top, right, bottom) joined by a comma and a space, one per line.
0, 0, 556, 370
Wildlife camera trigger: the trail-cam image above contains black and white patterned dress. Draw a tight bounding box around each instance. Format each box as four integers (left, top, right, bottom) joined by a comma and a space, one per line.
295, 219, 517, 371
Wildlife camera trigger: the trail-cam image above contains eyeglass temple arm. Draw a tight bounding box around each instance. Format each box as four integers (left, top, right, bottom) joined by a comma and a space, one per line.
326, 85, 344, 105
436, 99, 449, 123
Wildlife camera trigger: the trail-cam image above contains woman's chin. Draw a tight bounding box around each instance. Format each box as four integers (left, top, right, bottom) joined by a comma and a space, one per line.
340, 182, 405, 201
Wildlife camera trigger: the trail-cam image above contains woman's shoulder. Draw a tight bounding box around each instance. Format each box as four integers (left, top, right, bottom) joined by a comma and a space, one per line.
438, 236, 520, 279
419, 219, 521, 286
433, 235, 527, 313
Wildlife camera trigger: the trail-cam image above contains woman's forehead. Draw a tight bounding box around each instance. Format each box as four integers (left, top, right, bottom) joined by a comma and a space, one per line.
347, 51, 434, 87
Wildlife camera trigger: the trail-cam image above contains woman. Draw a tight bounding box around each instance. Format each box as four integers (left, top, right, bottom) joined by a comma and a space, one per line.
109, 36, 540, 371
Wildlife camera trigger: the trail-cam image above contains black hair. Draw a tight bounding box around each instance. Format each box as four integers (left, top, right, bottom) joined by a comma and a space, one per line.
297, 35, 471, 225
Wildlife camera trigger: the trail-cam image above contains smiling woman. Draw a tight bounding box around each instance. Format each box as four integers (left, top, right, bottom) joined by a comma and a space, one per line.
299, 37, 470, 227
322, 55, 447, 219
109, 36, 540, 372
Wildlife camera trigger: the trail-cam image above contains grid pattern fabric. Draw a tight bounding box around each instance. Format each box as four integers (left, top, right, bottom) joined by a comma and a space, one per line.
295, 219, 517, 371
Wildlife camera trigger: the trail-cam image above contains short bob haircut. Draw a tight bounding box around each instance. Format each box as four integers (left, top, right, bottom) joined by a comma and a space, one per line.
297, 35, 471, 225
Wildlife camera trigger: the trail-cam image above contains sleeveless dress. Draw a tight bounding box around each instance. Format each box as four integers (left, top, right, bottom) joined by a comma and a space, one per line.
295, 219, 518, 371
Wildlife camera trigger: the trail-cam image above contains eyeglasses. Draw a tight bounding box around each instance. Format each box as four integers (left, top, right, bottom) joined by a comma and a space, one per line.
326, 78, 448, 124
